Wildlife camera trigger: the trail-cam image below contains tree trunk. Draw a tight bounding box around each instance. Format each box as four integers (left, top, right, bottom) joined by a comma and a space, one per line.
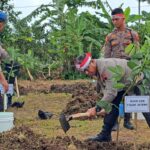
26, 68, 34, 81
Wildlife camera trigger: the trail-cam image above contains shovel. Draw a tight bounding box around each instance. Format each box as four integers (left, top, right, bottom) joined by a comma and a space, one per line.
59, 111, 90, 133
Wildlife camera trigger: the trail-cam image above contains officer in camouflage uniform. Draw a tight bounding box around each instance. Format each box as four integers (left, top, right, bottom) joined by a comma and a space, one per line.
103, 8, 140, 130
104, 8, 139, 60
104, 27, 139, 59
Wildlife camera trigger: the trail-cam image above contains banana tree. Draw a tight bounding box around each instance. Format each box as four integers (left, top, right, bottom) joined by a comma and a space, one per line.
48, 8, 105, 76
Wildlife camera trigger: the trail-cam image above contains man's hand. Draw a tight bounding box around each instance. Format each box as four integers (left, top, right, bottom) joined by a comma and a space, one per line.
87, 107, 107, 117
0, 72, 9, 92
2, 79, 9, 92
96, 108, 106, 117
87, 107, 97, 117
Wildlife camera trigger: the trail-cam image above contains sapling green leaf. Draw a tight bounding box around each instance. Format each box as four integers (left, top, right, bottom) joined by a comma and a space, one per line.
127, 60, 138, 69
96, 100, 112, 113
113, 83, 125, 89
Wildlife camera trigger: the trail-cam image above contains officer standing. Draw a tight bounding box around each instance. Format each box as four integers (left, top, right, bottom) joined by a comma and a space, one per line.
103, 8, 140, 130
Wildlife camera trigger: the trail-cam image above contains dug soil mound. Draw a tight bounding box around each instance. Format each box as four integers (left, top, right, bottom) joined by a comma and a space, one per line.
0, 126, 62, 150
50, 83, 99, 115
18, 80, 92, 95
18, 81, 100, 115
1, 126, 150, 150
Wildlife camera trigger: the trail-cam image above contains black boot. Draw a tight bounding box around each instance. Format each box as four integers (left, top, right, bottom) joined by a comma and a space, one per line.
87, 125, 112, 142
124, 113, 134, 130
124, 121, 134, 130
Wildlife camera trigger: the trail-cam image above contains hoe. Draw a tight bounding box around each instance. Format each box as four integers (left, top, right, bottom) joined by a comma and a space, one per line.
59, 111, 95, 133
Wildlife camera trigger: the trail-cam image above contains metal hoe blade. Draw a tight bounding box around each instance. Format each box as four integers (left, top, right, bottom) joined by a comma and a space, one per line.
59, 113, 70, 133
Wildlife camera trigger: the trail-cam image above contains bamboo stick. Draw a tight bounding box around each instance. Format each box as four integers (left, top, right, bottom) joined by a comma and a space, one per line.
15, 77, 20, 97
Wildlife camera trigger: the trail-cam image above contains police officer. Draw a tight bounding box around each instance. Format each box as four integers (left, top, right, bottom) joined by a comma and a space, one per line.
103, 8, 140, 130
104, 8, 139, 59
0, 11, 9, 92
75, 52, 134, 142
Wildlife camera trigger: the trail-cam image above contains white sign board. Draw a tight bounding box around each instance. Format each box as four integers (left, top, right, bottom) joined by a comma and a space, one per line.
0, 84, 14, 95
125, 96, 150, 113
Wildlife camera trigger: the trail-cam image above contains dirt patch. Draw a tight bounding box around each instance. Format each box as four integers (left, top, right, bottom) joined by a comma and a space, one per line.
18, 80, 90, 95
0, 126, 150, 150
0, 126, 67, 150
50, 82, 99, 115
18, 80, 99, 115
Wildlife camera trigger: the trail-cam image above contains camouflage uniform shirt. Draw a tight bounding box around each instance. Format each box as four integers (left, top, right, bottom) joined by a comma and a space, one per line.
104, 28, 139, 60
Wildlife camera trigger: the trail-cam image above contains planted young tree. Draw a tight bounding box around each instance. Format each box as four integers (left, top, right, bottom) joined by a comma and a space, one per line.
2, 47, 20, 81
106, 36, 150, 144
4, 47, 41, 81
108, 36, 150, 98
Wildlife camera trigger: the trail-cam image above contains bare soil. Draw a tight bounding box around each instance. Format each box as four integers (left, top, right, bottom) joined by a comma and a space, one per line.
0, 79, 150, 150
18, 79, 99, 115
0, 125, 150, 150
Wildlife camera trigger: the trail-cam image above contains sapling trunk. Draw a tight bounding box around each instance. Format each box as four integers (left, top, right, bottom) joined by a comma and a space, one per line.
26, 68, 34, 81
15, 77, 20, 97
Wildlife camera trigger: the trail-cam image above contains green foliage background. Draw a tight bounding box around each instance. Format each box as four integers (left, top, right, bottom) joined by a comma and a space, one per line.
0, 0, 150, 80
